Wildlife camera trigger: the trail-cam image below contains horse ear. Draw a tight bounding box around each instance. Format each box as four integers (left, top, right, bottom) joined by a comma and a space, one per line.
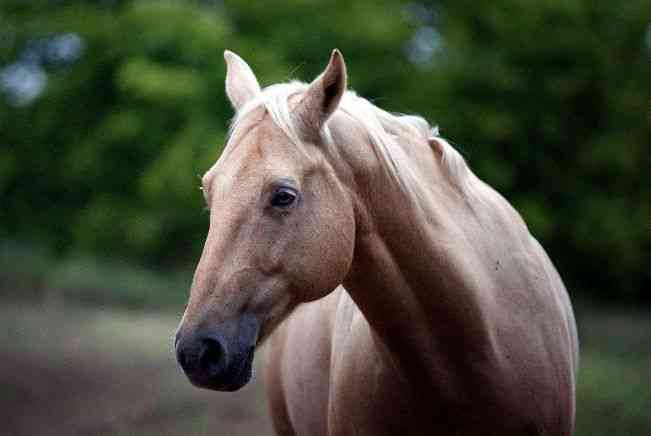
224, 50, 261, 111
295, 49, 347, 137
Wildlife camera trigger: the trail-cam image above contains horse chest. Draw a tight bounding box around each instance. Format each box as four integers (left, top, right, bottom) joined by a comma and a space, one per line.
327, 346, 420, 435
270, 297, 558, 436
325, 310, 456, 436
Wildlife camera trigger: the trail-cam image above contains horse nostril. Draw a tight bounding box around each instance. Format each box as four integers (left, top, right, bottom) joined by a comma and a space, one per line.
199, 337, 227, 375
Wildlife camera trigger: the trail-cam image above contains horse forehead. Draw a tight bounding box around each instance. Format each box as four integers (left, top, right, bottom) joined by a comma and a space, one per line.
205, 116, 300, 190
236, 110, 299, 156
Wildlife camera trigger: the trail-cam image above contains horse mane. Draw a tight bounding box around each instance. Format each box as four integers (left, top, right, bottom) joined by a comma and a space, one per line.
229, 81, 476, 199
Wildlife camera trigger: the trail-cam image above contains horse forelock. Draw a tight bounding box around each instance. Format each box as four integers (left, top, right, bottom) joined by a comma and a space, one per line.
227, 80, 478, 201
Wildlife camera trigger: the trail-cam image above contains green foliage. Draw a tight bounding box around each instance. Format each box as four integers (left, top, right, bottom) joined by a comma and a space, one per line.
0, 0, 649, 302
419, 0, 651, 301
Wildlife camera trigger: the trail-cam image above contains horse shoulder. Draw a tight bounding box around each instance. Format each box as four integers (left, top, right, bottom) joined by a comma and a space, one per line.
467, 184, 578, 432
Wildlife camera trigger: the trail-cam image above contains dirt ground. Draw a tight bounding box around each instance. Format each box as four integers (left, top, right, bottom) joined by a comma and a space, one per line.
0, 301, 274, 436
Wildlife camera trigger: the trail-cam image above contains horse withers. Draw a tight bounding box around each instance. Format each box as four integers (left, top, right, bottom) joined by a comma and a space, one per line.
175, 49, 579, 435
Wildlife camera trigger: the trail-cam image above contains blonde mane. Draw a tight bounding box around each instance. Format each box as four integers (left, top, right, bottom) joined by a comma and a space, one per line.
229, 81, 476, 199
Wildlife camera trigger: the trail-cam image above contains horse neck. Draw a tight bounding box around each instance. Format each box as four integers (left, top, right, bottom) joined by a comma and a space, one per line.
329, 117, 497, 374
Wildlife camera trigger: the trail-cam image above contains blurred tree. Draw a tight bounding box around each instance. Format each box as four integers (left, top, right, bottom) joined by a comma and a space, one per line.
0, 0, 649, 301
1, 0, 248, 265
412, 0, 651, 301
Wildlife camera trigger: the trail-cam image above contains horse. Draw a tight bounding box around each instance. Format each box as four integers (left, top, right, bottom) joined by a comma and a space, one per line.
174, 49, 579, 436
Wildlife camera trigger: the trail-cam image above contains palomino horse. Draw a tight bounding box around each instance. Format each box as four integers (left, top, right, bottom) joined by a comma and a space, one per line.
175, 49, 579, 435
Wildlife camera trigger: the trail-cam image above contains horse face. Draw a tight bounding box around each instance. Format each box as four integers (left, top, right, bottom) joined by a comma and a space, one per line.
175, 51, 354, 391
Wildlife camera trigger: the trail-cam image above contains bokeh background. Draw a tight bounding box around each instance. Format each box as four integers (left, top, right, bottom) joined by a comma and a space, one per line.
1, 1, 650, 435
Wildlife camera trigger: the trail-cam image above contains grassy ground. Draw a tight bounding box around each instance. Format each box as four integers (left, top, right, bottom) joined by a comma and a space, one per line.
574, 305, 651, 436
0, 301, 273, 436
2, 298, 650, 436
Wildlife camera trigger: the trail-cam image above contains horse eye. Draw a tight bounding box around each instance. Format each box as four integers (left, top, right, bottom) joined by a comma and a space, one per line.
271, 188, 297, 208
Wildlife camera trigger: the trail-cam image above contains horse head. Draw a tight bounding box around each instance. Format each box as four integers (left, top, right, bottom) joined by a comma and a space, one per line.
175, 50, 356, 391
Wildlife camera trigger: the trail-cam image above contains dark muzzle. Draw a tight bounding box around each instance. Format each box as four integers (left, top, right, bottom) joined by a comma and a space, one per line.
175, 313, 259, 391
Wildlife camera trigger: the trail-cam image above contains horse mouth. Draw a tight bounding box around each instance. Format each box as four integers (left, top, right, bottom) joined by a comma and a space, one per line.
210, 346, 256, 392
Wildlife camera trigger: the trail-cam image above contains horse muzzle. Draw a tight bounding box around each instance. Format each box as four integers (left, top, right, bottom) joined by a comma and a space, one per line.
175, 313, 259, 391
